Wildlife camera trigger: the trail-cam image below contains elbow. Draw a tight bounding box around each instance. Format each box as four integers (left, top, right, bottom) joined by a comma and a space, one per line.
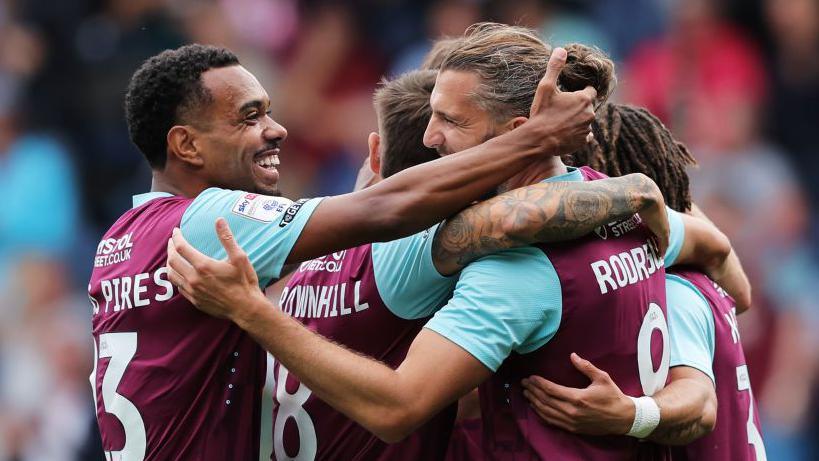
734, 281, 753, 315
368, 406, 421, 443
701, 228, 732, 271
498, 203, 537, 245
700, 392, 718, 435
632, 173, 662, 209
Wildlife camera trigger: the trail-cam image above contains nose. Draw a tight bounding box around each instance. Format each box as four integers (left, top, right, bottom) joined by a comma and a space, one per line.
423, 117, 443, 149
264, 119, 288, 142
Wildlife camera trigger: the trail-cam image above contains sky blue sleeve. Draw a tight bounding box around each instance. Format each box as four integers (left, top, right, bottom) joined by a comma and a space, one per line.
180, 188, 323, 287
423, 247, 562, 371
666, 274, 716, 383
665, 207, 685, 267
371, 223, 458, 319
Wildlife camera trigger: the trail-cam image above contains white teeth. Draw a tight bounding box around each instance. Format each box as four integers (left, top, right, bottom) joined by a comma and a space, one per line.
255, 154, 278, 169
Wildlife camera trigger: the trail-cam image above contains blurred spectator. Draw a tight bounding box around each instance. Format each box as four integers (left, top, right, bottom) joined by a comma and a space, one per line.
591, 0, 668, 60
274, 3, 386, 197
489, 0, 613, 55
689, 76, 819, 461
0, 95, 79, 302
391, 0, 482, 76
763, 0, 819, 247
624, 0, 767, 149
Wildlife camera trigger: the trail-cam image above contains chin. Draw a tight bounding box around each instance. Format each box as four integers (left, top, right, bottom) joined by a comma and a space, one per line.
255, 185, 281, 197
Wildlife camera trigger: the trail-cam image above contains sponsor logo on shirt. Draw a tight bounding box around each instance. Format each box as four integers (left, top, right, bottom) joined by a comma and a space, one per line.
279, 199, 308, 227
94, 233, 134, 267
232, 193, 291, 223
592, 215, 642, 241
299, 250, 346, 273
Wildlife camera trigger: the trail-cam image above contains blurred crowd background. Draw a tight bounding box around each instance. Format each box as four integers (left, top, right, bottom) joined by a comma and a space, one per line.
0, 0, 817, 459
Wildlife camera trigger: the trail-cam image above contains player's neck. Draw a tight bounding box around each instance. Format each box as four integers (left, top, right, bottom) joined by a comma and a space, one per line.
500, 157, 567, 193
150, 170, 208, 198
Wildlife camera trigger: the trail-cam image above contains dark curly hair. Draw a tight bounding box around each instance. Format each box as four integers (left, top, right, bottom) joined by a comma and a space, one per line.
566, 103, 697, 212
125, 44, 239, 169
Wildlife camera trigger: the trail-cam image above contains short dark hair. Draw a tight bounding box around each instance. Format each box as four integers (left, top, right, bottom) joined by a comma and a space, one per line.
566, 103, 697, 212
373, 70, 439, 178
125, 44, 239, 169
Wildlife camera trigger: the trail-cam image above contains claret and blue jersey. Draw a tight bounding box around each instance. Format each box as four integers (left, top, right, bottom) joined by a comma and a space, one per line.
666, 269, 766, 460
89, 188, 321, 460
272, 223, 460, 460
422, 167, 685, 460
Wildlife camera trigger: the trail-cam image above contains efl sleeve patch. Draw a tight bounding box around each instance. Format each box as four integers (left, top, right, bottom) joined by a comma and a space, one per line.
231, 193, 292, 223
279, 199, 309, 227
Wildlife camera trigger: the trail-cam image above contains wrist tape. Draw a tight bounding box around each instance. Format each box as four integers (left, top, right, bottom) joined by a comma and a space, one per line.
626, 396, 661, 438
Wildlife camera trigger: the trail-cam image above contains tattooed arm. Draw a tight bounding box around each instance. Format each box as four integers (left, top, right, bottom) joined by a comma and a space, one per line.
432, 173, 667, 276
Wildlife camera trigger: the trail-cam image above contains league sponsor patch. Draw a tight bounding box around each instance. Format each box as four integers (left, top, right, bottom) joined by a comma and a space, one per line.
279, 199, 308, 227
231, 193, 291, 223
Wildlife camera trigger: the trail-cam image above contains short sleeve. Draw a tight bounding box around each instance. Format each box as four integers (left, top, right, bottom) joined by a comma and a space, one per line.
666, 274, 716, 384
181, 188, 323, 286
665, 207, 685, 267
423, 247, 562, 372
371, 223, 458, 319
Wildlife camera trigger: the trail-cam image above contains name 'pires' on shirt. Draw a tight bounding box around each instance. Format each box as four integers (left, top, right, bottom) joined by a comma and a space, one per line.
92, 267, 175, 316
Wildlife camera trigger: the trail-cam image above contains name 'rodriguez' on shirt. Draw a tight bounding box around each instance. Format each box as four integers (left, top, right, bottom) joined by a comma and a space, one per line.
590, 239, 664, 295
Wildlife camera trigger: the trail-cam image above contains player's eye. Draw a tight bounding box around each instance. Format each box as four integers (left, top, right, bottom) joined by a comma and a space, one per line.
244, 111, 263, 123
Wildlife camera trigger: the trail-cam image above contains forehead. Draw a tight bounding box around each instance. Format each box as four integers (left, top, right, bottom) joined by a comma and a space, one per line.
430, 70, 484, 115
200, 65, 268, 112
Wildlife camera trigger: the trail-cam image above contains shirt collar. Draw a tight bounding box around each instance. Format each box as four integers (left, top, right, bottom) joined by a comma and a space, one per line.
540, 166, 583, 183
132, 191, 175, 208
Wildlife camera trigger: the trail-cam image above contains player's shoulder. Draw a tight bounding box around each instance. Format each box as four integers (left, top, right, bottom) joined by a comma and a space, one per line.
459, 246, 558, 303
666, 274, 711, 312
463, 246, 552, 277
186, 188, 299, 225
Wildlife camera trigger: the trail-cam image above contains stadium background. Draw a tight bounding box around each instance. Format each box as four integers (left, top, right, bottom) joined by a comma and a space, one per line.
0, 0, 817, 459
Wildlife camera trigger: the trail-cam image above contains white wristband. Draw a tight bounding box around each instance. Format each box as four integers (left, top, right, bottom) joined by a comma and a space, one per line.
626, 396, 661, 438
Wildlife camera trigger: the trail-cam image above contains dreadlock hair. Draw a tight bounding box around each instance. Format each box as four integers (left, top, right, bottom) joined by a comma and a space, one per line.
566, 103, 697, 212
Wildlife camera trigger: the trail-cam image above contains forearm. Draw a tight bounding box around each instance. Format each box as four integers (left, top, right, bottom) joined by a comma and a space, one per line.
687, 205, 751, 312
706, 249, 751, 313
232, 295, 415, 440
433, 173, 661, 275
646, 378, 717, 445
359, 128, 544, 239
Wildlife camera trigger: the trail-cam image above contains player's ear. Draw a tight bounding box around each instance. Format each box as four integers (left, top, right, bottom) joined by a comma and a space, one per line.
367, 131, 382, 175
167, 125, 205, 167
502, 116, 529, 133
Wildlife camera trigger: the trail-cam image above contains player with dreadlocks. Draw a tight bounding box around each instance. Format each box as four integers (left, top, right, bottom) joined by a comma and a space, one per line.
567, 103, 696, 212
523, 103, 766, 460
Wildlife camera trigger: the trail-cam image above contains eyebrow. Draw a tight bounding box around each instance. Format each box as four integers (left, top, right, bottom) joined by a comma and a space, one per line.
433, 109, 459, 122
238, 99, 266, 114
